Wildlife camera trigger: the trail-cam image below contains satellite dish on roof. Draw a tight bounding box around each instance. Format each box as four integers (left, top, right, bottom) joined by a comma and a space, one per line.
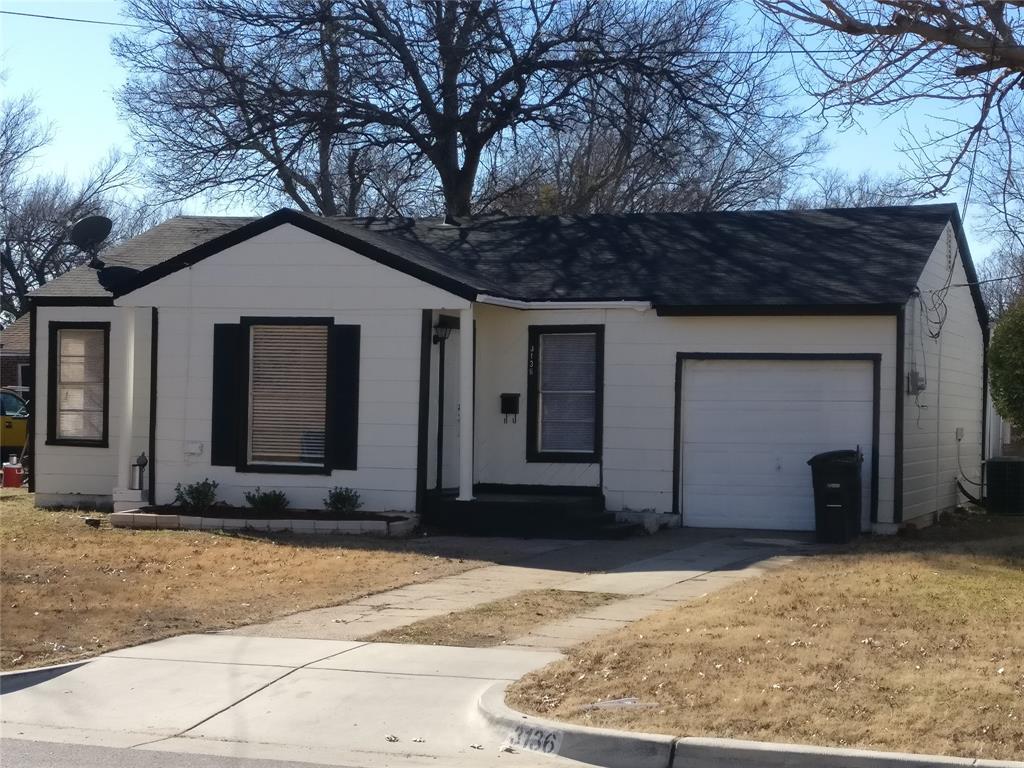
70, 215, 113, 268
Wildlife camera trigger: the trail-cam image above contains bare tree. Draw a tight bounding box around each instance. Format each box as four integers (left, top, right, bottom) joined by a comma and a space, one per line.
470, 57, 821, 215
0, 96, 160, 323
786, 168, 918, 209
756, 2, 1024, 239
116, 0, 796, 218
979, 243, 1024, 320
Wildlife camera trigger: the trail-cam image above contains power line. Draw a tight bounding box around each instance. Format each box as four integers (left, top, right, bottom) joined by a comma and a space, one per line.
928, 273, 1024, 291
0, 9, 850, 56
0, 10, 144, 28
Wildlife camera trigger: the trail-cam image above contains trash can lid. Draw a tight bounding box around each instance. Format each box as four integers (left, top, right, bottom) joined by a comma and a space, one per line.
807, 449, 862, 467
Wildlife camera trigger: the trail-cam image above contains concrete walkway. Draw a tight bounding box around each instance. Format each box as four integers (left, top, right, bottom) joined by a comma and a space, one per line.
2, 530, 811, 767
231, 530, 804, 646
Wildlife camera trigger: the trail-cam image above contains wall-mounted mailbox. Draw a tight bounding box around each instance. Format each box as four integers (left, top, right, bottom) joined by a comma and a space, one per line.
500, 393, 520, 423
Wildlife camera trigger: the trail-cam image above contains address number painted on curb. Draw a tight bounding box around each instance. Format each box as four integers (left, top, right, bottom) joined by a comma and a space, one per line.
505, 724, 563, 754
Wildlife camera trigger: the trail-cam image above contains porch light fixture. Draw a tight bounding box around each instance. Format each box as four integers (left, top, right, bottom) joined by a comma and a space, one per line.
129, 452, 148, 491
432, 323, 453, 344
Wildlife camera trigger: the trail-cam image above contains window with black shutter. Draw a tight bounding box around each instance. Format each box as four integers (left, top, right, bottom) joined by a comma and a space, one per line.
210, 318, 359, 473
526, 325, 603, 463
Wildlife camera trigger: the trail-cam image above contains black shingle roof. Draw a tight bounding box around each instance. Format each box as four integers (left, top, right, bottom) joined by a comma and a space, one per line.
31, 216, 255, 299
30, 204, 972, 314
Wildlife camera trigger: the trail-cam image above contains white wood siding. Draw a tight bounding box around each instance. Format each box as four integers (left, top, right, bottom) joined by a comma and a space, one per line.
122, 224, 467, 511
33, 305, 152, 507
474, 305, 899, 522
901, 224, 985, 523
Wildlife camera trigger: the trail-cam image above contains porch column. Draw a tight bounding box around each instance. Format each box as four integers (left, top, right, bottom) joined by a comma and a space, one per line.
113, 306, 142, 511
457, 304, 474, 501
117, 307, 136, 490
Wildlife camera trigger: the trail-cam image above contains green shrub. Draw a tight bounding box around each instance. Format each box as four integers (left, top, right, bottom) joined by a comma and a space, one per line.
244, 487, 290, 516
323, 486, 362, 516
173, 479, 219, 515
990, 299, 1024, 431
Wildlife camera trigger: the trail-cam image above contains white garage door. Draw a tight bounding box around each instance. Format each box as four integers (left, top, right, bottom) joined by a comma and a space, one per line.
680, 358, 874, 531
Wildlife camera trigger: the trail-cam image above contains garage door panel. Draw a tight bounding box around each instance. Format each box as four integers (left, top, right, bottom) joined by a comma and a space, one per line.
684, 447, 824, 486
684, 490, 819, 531
682, 369, 873, 402
680, 359, 874, 531
684, 408, 871, 445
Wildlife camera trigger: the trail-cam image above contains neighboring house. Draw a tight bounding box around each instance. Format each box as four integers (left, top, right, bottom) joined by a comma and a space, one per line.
1, 314, 33, 399
25, 204, 988, 533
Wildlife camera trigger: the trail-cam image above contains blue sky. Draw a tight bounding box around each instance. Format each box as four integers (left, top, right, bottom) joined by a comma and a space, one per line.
0, 0, 994, 261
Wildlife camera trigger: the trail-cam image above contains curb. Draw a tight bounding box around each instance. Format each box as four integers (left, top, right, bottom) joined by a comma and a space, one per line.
478, 682, 1024, 768
0, 660, 89, 694
672, 737, 1024, 768
477, 681, 674, 768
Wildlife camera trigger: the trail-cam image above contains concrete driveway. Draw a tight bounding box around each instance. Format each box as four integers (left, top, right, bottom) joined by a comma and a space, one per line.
1, 530, 809, 767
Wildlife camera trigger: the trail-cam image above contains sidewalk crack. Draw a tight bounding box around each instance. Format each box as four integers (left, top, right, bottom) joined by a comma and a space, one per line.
126, 642, 371, 750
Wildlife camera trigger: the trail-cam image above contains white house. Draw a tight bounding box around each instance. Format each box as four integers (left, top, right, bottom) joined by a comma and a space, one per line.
25, 204, 989, 535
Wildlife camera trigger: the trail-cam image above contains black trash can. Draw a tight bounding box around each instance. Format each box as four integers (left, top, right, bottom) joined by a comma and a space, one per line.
807, 449, 863, 543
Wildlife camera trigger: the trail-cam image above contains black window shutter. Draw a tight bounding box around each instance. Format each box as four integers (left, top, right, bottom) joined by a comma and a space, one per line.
327, 325, 360, 470
211, 324, 242, 466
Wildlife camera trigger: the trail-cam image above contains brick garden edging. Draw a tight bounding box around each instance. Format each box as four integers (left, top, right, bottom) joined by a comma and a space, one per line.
109, 510, 418, 537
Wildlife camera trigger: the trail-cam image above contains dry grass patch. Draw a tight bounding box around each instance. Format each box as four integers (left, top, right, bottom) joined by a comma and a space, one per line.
508, 515, 1024, 760
0, 489, 526, 670
365, 589, 618, 647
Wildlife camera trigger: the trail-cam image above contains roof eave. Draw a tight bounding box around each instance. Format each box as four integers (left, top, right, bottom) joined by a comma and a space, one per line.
654, 302, 904, 317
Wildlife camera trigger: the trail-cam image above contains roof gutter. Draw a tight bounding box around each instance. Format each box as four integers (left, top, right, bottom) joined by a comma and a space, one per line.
476, 294, 652, 311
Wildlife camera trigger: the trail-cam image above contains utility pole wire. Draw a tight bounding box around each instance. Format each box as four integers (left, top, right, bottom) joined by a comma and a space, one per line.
0, 9, 852, 56
0, 10, 145, 29
928, 273, 1024, 291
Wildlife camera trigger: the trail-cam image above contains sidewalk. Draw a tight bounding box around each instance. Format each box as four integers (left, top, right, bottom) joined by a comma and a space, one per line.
2, 531, 808, 767
1, 634, 571, 767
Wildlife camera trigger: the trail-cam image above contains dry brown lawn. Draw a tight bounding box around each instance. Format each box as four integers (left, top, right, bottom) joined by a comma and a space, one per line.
0, 489, 525, 671
508, 514, 1024, 761
365, 588, 618, 646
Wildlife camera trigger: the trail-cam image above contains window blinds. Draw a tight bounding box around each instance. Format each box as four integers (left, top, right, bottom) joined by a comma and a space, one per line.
56, 329, 105, 440
539, 332, 597, 452
248, 324, 328, 465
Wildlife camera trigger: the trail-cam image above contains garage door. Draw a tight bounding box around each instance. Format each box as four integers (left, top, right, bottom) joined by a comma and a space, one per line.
679, 358, 874, 531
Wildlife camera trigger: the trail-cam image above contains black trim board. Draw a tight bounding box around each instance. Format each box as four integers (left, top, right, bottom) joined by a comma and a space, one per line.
945, 206, 990, 337
526, 324, 604, 464
655, 303, 902, 317
415, 310, 432, 515
27, 305, 36, 492
672, 352, 882, 531
45, 321, 111, 448
894, 308, 905, 524
981, 323, 990, 480
115, 209, 479, 302
473, 483, 603, 497
436, 314, 460, 330
31, 296, 114, 307
148, 308, 158, 505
